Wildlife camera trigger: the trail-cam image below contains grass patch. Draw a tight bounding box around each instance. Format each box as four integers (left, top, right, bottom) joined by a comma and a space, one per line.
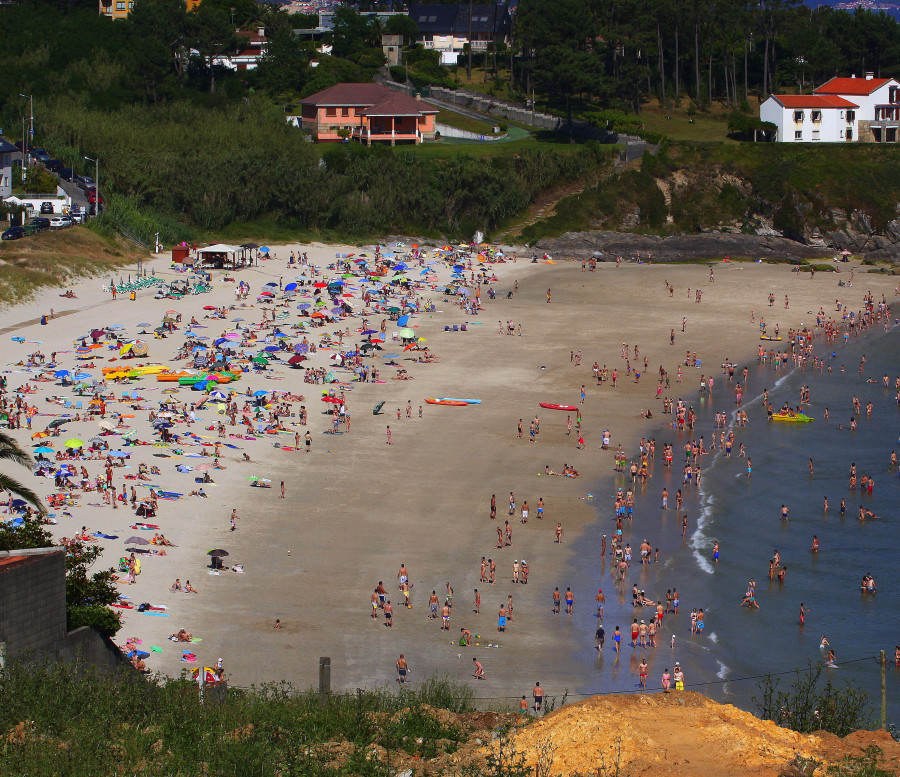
0, 226, 141, 305
410, 130, 589, 159
0, 659, 478, 777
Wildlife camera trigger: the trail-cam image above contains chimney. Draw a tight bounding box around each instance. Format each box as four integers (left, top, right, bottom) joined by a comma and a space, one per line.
865, 72, 874, 80
415, 93, 421, 101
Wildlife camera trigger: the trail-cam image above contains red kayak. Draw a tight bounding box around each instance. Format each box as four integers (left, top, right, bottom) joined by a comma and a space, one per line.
539, 403, 577, 411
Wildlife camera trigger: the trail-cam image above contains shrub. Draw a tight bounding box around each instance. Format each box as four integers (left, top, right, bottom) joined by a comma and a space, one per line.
389, 65, 407, 83
753, 662, 872, 737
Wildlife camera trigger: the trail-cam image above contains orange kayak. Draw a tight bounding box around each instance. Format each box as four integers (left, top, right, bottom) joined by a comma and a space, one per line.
425, 398, 467, 406
157, 371, 190, 382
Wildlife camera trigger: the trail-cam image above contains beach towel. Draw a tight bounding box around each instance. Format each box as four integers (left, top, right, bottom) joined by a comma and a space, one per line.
150, 646, 163, 653
147, 612, 169, 616
94, 532, 118, 539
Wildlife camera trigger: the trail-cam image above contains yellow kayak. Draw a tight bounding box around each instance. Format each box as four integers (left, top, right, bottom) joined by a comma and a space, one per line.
771, 413, 813, 423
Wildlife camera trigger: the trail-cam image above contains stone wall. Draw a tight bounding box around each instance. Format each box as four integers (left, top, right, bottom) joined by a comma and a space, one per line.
0, 548, 67, 659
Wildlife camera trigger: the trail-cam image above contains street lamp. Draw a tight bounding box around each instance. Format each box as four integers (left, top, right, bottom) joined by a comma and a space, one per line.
19, 93, 33, 163
84, 156, 99, 217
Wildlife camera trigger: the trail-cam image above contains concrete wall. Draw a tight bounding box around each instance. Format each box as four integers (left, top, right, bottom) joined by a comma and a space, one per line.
57, 626, 129, 670
435, 122, 506, 141
0, 547, 129, 672
0, 549, 67, 659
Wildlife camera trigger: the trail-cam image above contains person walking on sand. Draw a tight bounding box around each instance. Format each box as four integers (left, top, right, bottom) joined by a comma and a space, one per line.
386, 426, 392, 444
396, 654, 409, 683
546, 289, 552, 304
555, 523, 563, 543
305, 430, 311, 453
280, 481, 285, 499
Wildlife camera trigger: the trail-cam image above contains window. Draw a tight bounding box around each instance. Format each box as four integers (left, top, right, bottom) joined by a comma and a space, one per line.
887, 127, 897, 142
840, 110, 844, 119
794, 130, 803, 140
890, 86, 899, 104
341, 107, 349, 117
811, 130, 820, 140
325, 107, 336, 117
847, 110, 855, 122
355, 108, 364, 116
115, 2, 124, 8
811, 111, 821, 123
793, 111, 804, 123
846, 128, 853, 140
840, 130, 845, 139
872, 127, 882, 142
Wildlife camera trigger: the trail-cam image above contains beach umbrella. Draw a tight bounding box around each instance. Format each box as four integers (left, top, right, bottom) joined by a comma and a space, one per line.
397, 315, 410, 327
126, 536, 150, 545
108, 325, 124, 331
90, 329, 106, 339
264, 282, 278, 287
195, 463, 214, 472
34, 446, 54, 454
64, 438, 84, 448
126, 650, 150, 659
284, 283, 298, 291
288, 354, 307, 365
263, 345, 280, 352
108, 451, 127, 458
252, 390, 268, 397
251, 356, 269, 365
207, 548, 230, 557
313, 282, 327, 288
399, 328, 415, 339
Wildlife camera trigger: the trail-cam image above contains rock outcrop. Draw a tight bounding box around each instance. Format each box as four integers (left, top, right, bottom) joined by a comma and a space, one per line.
533, 232, 840, 263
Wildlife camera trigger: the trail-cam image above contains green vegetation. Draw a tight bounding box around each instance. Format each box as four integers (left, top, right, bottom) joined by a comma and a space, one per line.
0, 659, 477, 777
753, 662, 872, 738
521, 141, 900, 243
0, 226, 140, 302
0, 522, 120, 637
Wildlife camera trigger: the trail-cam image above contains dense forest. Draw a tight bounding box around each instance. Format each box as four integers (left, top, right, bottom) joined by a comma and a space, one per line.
3, 0, 900, 240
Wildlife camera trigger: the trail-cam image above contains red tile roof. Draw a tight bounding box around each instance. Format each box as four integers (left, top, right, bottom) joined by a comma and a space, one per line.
773, 94, 858, 109
363, 94, 438, 117
302, 83, 394, 107
814, 77, 891, 95
302, 83, 437, 116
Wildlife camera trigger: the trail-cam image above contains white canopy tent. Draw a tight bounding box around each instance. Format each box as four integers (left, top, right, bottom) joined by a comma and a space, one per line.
196, 244, 251, 269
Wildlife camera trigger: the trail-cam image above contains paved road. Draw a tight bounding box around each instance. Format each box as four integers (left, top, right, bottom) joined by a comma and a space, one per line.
12, 150, 91, 212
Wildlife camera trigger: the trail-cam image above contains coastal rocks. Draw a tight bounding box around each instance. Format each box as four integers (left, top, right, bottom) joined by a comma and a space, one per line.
533, 231, 834, 263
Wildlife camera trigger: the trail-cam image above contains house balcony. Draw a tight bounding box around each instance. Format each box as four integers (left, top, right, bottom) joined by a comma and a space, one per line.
351, 127, 423, 145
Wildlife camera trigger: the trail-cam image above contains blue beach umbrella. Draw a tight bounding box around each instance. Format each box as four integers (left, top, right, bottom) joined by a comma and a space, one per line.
284, 283, 298, 291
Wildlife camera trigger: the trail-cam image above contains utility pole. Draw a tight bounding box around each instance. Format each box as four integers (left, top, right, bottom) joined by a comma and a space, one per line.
466, 0, 473, 81
19, 94, 33, 155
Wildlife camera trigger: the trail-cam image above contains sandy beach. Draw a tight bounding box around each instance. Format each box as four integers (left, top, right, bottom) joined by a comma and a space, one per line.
2, 243, 896, 703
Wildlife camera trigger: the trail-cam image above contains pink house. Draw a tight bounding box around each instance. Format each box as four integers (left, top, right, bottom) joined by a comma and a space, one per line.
300, 83, 438, 145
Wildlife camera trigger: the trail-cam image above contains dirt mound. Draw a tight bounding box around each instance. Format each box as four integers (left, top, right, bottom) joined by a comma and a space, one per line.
444, 693, 900, 777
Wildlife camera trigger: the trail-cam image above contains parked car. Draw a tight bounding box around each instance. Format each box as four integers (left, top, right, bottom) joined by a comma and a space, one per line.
44, 159, 63, 172
1, 226, 26, 240
57, 168, 73, 182
30, 148, 50, 163
67, 212, 85, 224
49, 216, 69, 230
87, 190, 104, 205
75, 175, 96, 191
40, 201, 55, 214
28, 217, 51, 231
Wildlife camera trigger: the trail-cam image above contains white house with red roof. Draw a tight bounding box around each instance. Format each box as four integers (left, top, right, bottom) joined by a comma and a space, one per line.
760, 73, 900, 142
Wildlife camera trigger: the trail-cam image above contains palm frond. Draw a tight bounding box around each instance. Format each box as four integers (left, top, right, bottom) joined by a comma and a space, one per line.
0, 431, 36, 470
0, 473, 46, 515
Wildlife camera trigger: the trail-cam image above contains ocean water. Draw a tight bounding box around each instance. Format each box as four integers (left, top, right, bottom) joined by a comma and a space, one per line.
570, 322, 900, 725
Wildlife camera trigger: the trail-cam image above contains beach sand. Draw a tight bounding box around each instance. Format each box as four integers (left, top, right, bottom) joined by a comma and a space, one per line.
3, 244, 895, 702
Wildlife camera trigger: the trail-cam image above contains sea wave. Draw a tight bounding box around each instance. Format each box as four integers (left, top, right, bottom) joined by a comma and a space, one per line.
689, 486, 715, 575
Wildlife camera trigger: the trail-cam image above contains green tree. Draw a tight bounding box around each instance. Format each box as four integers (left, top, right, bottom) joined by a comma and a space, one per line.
191, 0, 237, 94
0, 431, 44, 514
385, 14, 419, 47
0, 523, 120, 637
